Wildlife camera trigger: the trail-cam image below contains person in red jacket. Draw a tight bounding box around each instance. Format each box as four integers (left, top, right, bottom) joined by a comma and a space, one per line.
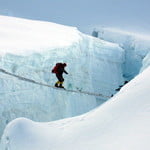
52, 63, 68, 88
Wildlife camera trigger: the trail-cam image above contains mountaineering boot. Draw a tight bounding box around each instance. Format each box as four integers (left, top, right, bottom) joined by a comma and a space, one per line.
55, 83, 58, 87
59, 85, 64, 88
55, 81, 60, 87
59, 82, 64, 88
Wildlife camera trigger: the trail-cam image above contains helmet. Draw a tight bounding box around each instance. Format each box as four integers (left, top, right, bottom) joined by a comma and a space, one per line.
63, 63, 67, 67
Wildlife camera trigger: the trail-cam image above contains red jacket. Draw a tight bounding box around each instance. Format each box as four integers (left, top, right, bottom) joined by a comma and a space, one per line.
52, 63, 68, 75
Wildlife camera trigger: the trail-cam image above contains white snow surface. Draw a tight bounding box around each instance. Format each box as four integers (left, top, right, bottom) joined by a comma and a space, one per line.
0, 16, 150, 150
0, 16, 125, 137
1, 66, 150, 150
0, 15, 81, 55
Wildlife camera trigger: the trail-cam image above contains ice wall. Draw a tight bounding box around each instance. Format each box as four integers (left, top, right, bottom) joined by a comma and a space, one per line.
0, 16, 125, 137
1, 66, 150, 150
96, 28, 150, 80
141, 52, 150, 72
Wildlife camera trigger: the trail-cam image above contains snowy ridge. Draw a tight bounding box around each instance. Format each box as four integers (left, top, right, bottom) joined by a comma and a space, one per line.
0, 15, 81, 55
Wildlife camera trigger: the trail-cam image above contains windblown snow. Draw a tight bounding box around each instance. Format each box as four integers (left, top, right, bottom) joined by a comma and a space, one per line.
0, 16, 150, 150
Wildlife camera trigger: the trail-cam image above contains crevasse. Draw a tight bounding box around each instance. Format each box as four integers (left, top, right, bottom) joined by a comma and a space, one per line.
0, 16, 126, 137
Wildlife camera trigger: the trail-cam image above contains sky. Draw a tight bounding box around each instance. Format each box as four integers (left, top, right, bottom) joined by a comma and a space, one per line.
0, 0, 150, 34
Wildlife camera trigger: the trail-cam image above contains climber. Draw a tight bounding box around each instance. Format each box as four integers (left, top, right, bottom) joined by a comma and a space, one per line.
52, 63, 68, 88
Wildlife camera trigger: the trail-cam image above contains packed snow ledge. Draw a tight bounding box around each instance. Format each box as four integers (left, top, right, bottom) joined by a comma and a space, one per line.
0, 16, 150, 150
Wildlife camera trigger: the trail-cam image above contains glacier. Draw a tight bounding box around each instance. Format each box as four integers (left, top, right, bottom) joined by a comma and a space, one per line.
95, 27, 150, 79
0, 16, 125, 138
1, 65, 150, 150
0, 16, 150, 150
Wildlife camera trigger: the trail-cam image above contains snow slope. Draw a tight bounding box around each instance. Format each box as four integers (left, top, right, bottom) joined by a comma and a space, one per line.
0, 16, 125, 137
1, 65, 150, 150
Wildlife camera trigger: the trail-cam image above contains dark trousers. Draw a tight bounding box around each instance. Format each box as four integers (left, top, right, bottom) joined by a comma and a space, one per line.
56, 74, 64, 82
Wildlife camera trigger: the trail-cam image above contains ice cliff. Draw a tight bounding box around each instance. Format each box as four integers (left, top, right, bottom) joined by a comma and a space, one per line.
95, 27, 150, 79
0, 16, 125, 137
0, 16, 150, 150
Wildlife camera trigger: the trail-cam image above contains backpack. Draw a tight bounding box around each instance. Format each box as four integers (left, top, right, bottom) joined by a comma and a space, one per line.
52, 63, 62, 74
